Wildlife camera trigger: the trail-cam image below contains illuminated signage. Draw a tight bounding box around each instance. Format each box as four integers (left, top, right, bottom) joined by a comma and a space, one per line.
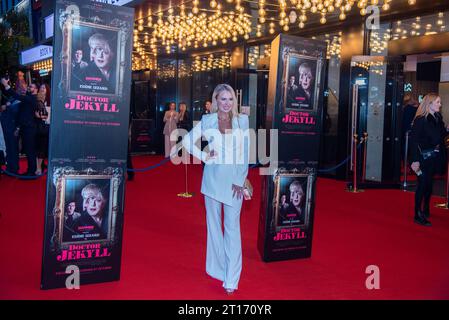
404, 83, 412, 92
45, 14, 54, 39
21, 45, 53, 65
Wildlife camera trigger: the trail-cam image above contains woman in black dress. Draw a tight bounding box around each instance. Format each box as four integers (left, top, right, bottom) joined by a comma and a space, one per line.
35, 84, 50, 175
177, 102, 191, 131
410, 93, 448, 226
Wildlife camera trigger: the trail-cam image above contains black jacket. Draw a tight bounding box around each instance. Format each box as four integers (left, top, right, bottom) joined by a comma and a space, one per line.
5, 88, 38, 127
410, 113, 447, 165
177, 111, 191, 131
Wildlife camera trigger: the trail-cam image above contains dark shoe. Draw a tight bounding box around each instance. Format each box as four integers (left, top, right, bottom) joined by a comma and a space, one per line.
422, 207, 430, 218
414, 212, 431, 226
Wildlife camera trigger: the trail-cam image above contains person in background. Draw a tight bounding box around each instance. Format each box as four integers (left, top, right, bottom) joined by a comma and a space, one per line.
177, 102, 191, 158
35, 84, 50, 175
1, 77, 39, 177
177, 102, 191, 131
410, 93, 448, 226
15, 70, 27, 96
0, 93, 20, 174
202, 100, 212, 115
163, 102, 179, 157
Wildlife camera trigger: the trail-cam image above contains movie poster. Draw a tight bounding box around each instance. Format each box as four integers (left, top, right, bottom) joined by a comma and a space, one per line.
284, 55, 319, 112
258, 34, 326, 262
41, 0, 134, 289
269, 171, 315, 255
270, 35, 326, 168
273, 173, 312, 229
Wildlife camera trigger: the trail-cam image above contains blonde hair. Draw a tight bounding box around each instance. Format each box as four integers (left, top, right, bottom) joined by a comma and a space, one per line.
81, 184, 104, 200
414, 93, 440, 120
179, 102, 186, 120
81, 184, 105, 212
211, 84, 239, 122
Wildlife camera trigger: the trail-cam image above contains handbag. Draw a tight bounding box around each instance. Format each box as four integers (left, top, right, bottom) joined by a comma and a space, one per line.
418, 145, 438, 160
243, 178, 253, 200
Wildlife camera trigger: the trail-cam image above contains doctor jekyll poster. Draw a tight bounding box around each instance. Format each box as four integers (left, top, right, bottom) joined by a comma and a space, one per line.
41, 0, 134, 289
258, 34, 326, 262
266, 34, 326, 169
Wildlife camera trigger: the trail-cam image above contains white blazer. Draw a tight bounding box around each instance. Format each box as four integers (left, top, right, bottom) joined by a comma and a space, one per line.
183, 113, 249, 206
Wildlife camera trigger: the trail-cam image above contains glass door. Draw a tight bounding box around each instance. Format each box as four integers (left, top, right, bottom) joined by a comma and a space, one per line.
235, 68, 259, 130
349, 55, 404, 187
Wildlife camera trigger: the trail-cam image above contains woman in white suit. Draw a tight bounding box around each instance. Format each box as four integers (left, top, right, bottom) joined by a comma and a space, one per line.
183, 84, 249, 295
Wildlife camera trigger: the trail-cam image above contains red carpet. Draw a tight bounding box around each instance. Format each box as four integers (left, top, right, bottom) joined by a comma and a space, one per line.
1, 155, 449, 300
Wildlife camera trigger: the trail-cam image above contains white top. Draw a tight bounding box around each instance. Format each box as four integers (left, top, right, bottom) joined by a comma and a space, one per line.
183, 113, 250, 206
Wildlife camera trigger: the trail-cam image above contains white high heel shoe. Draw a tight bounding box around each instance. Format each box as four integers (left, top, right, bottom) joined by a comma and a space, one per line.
224, 288, 235, 295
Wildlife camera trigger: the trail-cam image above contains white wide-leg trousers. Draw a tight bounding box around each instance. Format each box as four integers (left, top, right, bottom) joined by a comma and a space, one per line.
204, 194, 243, 290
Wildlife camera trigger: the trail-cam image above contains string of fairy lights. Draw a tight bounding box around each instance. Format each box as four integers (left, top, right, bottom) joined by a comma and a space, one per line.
353, 60, 384, 75
132, 0, 418, 71
369, 11, 447, 55
32, 59, 53, 73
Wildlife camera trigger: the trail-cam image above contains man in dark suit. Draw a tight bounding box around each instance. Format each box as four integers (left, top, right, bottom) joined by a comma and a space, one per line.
1, 78, 38, 176
0, 94, 20, 174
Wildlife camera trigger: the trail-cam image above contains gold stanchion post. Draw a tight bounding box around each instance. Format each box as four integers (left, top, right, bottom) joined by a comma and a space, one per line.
177, 149, 194, 198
